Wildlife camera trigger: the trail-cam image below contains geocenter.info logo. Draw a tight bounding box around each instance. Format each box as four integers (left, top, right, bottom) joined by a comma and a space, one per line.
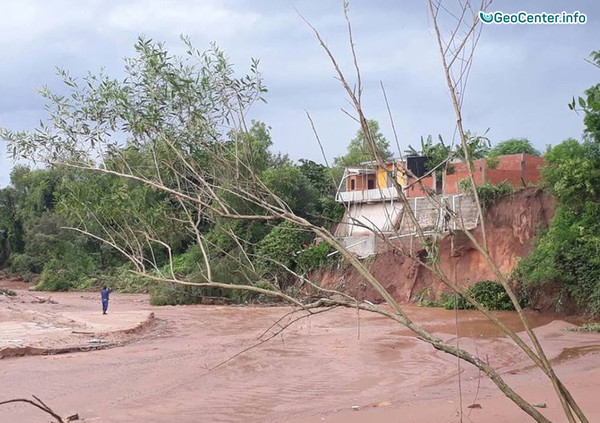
479, 11, 587, 25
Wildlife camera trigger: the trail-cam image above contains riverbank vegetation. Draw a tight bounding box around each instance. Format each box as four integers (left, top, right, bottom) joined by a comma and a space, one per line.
515, 51, 600, 317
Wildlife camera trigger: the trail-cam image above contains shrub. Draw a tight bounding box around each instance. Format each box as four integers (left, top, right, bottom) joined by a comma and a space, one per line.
486, 155, 500, 169
296, 242, 335, 273
37, 258, 80, 291
439, 281, 518, 311
515, 203, 600, 316
100, 264, 153, 293
150, 283, 206, 306
254, 221, 313, 281
8, 253, 42, 274
440, 292, 472, 310
36, 252, 95, 291
467, 280, 516, 310
458, 179, 513, 211
149, 253, 265, 305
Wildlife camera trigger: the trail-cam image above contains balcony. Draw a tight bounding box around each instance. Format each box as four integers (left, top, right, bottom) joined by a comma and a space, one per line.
336, 186, 400, 203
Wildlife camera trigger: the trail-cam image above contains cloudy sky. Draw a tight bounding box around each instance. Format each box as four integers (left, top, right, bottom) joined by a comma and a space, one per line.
1, 0, 598, 187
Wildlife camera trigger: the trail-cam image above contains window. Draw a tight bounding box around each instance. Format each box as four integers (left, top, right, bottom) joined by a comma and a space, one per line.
350, 179, 355, 190
368, 179, 375, 190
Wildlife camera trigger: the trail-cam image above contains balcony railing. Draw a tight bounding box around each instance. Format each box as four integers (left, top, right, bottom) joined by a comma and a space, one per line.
336, 186, 400, 203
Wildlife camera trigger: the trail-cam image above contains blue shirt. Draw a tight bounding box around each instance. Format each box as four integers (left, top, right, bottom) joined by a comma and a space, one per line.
101, 288, 112, 302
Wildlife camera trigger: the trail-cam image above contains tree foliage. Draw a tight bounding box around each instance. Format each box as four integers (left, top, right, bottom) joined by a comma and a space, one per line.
516, 138, 600, 315
489, 138, 541, 157
333, 119, 392, 167
439, 281, 520, 311
405, 134, 451, 171
254, 221, 314, 282
0, 38, 342, 302
458, 180, 513, 211
517, 51, 600, 315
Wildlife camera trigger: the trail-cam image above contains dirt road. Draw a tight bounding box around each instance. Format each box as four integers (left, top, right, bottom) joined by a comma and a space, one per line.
1, 285, 599, 422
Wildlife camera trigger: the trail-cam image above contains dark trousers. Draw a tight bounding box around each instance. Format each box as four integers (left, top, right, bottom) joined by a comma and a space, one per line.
102, 299, 109, 313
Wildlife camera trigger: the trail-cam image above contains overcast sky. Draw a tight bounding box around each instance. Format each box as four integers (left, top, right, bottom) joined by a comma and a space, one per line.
1, 0, 599, 187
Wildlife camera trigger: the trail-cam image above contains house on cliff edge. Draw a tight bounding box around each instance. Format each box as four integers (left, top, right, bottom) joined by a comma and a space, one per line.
334, 153, 544, 257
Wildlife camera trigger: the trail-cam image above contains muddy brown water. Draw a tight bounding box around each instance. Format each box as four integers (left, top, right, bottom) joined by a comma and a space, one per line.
1, 289, 598, 422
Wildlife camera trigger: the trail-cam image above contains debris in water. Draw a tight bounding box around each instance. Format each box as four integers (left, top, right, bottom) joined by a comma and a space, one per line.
533, 403, 547, 408
351, 405, 359, 411
467, 403, 482, 409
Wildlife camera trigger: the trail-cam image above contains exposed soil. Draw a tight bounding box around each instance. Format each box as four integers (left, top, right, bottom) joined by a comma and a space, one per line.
1, 282, 599, 422
318, 188, 562, 309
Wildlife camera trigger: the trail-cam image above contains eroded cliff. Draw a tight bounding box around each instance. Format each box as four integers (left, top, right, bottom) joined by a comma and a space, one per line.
317, 187, 555, 303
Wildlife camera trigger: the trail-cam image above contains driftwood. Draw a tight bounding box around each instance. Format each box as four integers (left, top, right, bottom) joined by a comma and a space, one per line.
0, 395, 73, 422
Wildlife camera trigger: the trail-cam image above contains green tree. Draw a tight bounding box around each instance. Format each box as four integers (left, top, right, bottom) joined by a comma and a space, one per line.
227, 120, 279, 174
298, 159, 344, 227
261, 164, 318, 218
405, 134, 451, 171
334, 119, 392, 167
254, 221, 313, 282
0, 187, 24, 265
543, 139, 600, 206
298, 159, 334, 196
517, 139, 600, 315
490, 138, 541, 156
454, 131, 490, 161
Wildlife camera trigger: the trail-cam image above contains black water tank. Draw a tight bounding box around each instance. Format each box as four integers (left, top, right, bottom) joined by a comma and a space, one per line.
406, 156, 429, 177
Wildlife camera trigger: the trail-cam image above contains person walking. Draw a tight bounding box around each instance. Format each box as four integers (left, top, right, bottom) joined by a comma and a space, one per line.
101, 286, 112, 315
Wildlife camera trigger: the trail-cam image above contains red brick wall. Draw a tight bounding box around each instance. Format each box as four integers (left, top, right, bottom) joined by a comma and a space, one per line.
406, 175, 435, 198
442, 154, 544, 195
522, 155, 545, 185
444, 173, 460, 195
485, 168, 523, 186
444, 162, 485, 195
495, 154, 523, 171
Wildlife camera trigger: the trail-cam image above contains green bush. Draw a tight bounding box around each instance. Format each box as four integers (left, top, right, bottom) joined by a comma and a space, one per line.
458, 179, 513, 211
439, 281, 517, 311
150, 283, 206, 306
467, 280, 516, 310
296, 242, 335, 273
515, 202, 600, 316
36, 252, 95, 291
485, 155, 500, 169
8, 253, 42, 274
417, 287, 441, 307
254, 221, 313, 281
37, 259, 79, 291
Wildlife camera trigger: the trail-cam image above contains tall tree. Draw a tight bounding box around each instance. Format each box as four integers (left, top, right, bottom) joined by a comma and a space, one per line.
333, 119, 392, 167
490, 138, 541, 156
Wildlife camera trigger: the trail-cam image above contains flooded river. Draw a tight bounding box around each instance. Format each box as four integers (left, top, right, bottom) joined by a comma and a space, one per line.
1, 288, 599, 422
